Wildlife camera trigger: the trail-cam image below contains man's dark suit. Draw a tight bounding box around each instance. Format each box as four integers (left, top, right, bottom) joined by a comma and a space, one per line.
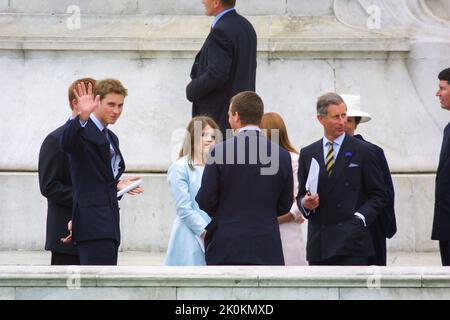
196, 130, 293, 265
186, 10, 257, 134
297, 134, 387, 265
38, 125, 79, 265
61, 117, 125, 265
432, 123, 450, 266
354, 134, 396, 266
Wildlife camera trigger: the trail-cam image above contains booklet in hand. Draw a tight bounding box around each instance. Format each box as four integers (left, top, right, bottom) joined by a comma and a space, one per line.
305, 158, 319, 195
117, 179, 142, 198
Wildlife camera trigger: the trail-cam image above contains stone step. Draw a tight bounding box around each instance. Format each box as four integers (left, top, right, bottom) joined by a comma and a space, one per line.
0, 263, 450, 300
0, 250, 441, 267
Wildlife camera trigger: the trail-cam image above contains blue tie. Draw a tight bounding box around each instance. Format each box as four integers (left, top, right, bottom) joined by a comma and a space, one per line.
103, 128, 119, 178
103, 128, 116, 160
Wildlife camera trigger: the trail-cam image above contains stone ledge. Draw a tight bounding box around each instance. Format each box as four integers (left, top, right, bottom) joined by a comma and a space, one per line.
1, 266, 450, 299
0, 266, 448, 288
0, 14, 410, 53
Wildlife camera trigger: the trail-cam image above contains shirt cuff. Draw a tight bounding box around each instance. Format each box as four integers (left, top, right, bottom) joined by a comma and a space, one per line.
300, 198, 311, 218
354, 212, 367, 227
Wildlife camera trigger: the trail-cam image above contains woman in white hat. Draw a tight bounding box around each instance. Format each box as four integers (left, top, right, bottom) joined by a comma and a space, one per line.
341, 94, 396, 266
340, 94, 372, 136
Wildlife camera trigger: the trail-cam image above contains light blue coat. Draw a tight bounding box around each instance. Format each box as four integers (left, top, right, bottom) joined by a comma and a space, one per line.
165, 156, 211, 266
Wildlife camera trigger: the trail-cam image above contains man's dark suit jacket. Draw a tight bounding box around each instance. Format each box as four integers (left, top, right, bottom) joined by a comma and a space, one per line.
186, 10, 257, 134
38, 125, 78, 256
354, 134, 396, 266
296, 134, 387, 262
196, 130, 293, 265
432, 123, 450, 241
61, 117, 125, 245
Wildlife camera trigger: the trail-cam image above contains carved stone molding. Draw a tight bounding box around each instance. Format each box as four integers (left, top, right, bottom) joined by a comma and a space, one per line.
333, 0, 450, 39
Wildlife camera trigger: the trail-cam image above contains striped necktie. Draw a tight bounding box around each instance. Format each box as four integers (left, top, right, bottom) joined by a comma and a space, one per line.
325, 141, 335, 176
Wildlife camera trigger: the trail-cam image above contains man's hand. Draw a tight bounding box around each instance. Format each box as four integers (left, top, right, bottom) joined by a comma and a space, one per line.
303, 193, 319, 210
295, 213, 305, 224
60, 220, 72, 244
277, 212, 306, 224
117, 176, 144, 195
73, 81, 100, 121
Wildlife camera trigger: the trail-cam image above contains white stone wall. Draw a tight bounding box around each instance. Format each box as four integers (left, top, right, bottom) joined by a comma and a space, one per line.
0, 173, 438, 253
0, 49, 447, 172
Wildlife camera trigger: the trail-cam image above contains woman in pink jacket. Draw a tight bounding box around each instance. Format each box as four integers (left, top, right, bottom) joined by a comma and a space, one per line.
260, 112, 307, 265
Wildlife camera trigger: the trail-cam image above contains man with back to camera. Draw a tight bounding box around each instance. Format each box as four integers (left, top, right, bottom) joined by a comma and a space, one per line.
186, 0, 257, 137
432, 67, 450, 266
38, 78, 96, 265
196, 91, 293, 265
61, 78, 143, 265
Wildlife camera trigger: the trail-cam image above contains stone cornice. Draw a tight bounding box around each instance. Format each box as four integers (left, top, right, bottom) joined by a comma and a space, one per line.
0, 14, 410, 52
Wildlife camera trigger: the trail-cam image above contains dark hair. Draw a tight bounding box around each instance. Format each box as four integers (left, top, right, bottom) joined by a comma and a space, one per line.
229, 91, 264, 126
220, 0, 236, 8
260, 112, 298, 154
355, 117, 362, 125
439, 68, 450, 83
179, 116, 221, 170
316, 92, 345, 116
68, 78, 96, 110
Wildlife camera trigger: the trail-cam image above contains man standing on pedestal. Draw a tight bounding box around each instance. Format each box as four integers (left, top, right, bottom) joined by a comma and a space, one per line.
186, 0, 257, 136
432, 68, 450, 266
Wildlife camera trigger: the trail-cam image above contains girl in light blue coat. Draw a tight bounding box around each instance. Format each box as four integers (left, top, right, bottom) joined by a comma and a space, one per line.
165, 116, 220, 265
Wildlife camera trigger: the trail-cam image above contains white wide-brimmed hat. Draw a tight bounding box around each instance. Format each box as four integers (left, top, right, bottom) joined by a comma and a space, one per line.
340, 94, 372, 123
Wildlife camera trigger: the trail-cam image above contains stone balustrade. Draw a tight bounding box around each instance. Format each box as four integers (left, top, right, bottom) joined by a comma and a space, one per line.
0, 265, 449, 299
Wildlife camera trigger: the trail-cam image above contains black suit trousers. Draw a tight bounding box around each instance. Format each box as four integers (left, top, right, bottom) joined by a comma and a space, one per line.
51, 252, 80, 265
439, 241, 450, 266
78, 240, 119, 266
309, 256, 369, 266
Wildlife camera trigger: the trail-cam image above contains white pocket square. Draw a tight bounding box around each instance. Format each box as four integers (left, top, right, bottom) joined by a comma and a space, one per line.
348, 162, 359, 168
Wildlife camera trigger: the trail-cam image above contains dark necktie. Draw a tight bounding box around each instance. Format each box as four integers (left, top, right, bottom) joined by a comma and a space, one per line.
103, 128, 116, 160
325, 142, 335, 176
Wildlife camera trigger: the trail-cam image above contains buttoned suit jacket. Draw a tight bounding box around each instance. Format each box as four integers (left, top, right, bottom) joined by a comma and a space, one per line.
296, 134, 387, 262
61, 117, 125, 244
